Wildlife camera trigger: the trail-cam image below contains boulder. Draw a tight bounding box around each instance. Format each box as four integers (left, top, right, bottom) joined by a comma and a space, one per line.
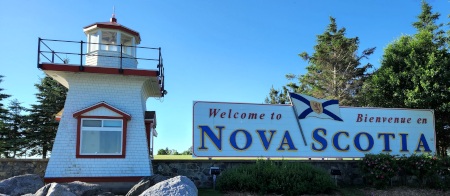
96, 192, 115, 196
35, 181, 104, 196
126, 175, 169, 196
139, 176, 198, 196
0, 174, 44, 196
46, 183, 75, 196
34, 183, 51, 196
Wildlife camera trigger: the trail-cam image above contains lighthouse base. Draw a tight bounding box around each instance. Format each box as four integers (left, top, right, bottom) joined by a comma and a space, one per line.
95, 182, 138, 195
44, 176, 143, 195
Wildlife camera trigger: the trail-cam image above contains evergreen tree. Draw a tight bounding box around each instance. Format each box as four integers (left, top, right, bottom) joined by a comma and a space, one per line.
0, 99, 26, 158
24, 76, 67, 159
0, 75, 11, 158
412, 1, 446, 47
363, 1, 450, 156
266, 17, 375, 106
265, 86, 290, 104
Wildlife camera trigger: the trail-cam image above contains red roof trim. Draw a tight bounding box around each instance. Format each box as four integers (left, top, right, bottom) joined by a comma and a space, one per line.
84, 23, 140, 40
44, 176, 142, 183
40, 63, 158, 77
73, 102, 131, 119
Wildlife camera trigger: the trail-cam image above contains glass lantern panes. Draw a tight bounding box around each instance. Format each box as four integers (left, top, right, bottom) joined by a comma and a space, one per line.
101, 31, 118, 51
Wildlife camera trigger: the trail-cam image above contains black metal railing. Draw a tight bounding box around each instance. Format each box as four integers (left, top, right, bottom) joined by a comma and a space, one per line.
37, 37, 165, 97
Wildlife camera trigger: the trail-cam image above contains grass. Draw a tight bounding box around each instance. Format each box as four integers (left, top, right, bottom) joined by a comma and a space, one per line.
198, 188, 222, 196
338, 187, 366, 196
153, 155, 361, 161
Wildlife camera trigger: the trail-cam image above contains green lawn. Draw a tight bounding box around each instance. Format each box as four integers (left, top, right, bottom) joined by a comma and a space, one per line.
153, 155, 360, 161
198, 189, 223, 196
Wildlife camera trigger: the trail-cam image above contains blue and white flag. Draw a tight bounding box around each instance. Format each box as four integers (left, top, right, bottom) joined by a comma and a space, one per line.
289, 93, 343, 121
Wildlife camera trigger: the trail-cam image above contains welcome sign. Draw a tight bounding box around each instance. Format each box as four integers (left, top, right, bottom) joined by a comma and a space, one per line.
192, 98, 435, 158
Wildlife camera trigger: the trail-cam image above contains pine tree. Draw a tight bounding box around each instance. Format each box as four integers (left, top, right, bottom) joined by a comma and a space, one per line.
0, 75, 11, 158
266, 17, 375, 106
0, 99, 26, 158
298, 17, 375, 106
412, 1, 445, 47
23, 76, 67, 159
0, 75, 9, 119
265, 86, 290, 104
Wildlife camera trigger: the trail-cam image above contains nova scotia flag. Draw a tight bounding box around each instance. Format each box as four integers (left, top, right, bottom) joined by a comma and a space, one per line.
289, 93, 343, 121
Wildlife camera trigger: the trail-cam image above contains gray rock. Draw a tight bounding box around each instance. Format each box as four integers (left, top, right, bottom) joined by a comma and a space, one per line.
61, 181, 103, 196
34, 181, 104, 196
126, 175, 168, 196
96, 192, 115, 196
34, 183, 51, 196
0, 174, 44, 196
139, 176, 198, 196
47, 183, 75, 196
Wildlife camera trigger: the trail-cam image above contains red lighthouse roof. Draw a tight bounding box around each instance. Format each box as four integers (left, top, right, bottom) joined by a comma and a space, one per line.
83, 15, 141, 44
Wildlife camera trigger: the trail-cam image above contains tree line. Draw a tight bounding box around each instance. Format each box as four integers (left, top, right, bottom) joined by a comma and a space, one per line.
157, 147, 193, 155
266, 1, 450, 156
0, 76, 66, 159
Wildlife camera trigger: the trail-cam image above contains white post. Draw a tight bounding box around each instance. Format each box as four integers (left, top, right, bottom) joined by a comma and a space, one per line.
98, 31, 103, 50
116, 32, 121, 52
131, 37, 136, 57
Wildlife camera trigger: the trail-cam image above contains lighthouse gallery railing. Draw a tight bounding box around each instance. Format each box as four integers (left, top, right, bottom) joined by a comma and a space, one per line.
37, 38, 165, 97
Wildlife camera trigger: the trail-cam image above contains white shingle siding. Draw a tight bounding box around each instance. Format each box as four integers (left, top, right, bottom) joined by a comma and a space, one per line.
45, 72, 152, 178
82, 107, 123, 117
86, 50, 138, 69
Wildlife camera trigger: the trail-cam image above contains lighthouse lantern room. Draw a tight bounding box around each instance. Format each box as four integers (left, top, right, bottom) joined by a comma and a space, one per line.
37, 14, 165, 192
83, 14, 140, 68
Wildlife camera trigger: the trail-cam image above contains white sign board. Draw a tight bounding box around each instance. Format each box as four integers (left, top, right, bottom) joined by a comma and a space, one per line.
192, 101, 435, 158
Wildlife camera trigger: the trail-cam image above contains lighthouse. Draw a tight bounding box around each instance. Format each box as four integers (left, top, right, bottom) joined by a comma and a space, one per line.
37, 14, 164, 192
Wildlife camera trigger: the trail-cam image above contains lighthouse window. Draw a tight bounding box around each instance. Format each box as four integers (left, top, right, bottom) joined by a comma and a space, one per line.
88, 32, 99, 52
101, 31, 118, 51
121, 34, 133, 56
80, 119, 123, 155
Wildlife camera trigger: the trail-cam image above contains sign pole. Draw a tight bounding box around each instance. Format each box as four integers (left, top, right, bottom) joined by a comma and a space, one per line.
289, 94, 307, 146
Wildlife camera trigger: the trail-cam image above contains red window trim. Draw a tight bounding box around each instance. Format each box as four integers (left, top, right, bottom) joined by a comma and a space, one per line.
73, 102, 131, 119
76, 116, 128, 158
74, 102, 131, 159
73, 102, 131, 158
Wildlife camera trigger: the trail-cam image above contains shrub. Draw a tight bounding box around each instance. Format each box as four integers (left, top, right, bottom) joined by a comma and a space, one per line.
438, 156, 450, 190
359, 153, 398, 188
398, 153, 439, 187
398, 154, 438, 179
360, 153, 450, 189
216, 160, 336, 195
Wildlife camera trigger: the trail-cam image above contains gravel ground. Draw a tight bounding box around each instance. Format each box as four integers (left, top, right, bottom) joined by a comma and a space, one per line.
357, 187, 450, 196
224, 187, 450, 196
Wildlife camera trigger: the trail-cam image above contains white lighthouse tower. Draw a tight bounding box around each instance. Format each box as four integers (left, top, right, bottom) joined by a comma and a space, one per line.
38, 14, 164, 192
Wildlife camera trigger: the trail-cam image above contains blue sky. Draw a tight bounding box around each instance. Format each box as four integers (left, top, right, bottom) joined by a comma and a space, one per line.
0, 0, 448, 153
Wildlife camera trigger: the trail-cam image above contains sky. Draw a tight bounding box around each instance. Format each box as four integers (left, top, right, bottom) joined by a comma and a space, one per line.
0, 0, 449, 154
